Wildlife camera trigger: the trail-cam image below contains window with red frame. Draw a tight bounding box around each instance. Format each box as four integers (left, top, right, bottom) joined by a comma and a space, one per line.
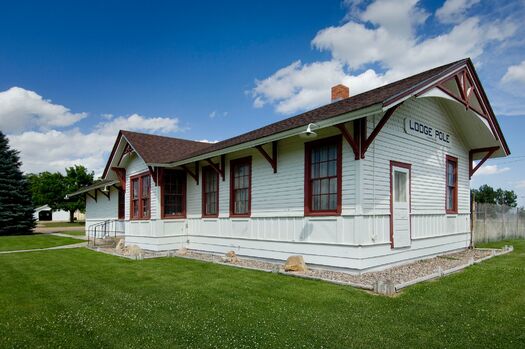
202, 166, 219, 217
130, 173, 150, 219
162, 170, 186, 218
230, 157, 251, 216
305, 136, 342, 215
446, 155, 458, 213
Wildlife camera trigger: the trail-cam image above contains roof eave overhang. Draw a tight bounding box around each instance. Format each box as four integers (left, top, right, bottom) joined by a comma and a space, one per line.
101, 132, 144, 180
66, 180, 119, 198
149, 103, 383, 168
383, 59, 510, 157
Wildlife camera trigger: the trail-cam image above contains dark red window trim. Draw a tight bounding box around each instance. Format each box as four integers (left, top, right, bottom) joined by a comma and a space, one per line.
229, 156, 252, 218
130, 172, 151, 220
161, 169, 187, 219
118, 188, 125, 220
304, 135, 342, 216
202, 165, 219, 218
389, 161, 412, 248
445, 155, 458, 214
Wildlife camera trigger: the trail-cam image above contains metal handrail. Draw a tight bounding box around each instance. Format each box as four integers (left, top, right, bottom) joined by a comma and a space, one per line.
87, 219, 124, 246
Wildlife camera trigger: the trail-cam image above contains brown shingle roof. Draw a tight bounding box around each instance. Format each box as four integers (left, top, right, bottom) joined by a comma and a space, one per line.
121, 131, 210, 164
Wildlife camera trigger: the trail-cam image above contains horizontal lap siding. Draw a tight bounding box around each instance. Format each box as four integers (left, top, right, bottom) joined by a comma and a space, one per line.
85, 186, 119, 224
363, 97, 469, 215
185, 127, 357, 218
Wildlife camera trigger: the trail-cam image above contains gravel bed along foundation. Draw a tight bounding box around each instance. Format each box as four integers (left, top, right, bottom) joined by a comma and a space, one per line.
91, 244, 511, 294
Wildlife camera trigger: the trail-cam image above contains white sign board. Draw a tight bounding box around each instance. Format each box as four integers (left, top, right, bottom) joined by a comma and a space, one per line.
404, 118, 451, 146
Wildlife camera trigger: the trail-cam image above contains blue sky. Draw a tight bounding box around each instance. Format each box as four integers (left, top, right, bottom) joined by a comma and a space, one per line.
1, 0, 525, 202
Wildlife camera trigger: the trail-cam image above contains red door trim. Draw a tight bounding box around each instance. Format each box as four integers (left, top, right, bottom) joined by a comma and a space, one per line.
390, 161, 412, 248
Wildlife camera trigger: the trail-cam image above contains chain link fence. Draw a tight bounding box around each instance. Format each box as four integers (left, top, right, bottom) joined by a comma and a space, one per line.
472, 202, 525, 244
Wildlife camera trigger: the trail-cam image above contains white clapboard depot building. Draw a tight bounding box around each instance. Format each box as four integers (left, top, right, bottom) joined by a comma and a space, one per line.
69, 59, 509, 272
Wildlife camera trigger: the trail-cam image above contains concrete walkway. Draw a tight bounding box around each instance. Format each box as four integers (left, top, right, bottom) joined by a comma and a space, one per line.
34, 226, 85, 234
0, 242, 87, 254
48, 232, 87, 240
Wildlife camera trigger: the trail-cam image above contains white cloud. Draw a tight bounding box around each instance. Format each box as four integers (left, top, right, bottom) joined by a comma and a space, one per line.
196, 139, 219, 144
0, 87, 86, 133
252, 0, 517, 114
253, 60, 387, 114
515, 180, 525, 189
209, 110, 228, 118
2, 87, 183, 176
473, 165, 510, 176
501, 60, 525, 84
436, 0, 480, 24
360, 0, 429, 38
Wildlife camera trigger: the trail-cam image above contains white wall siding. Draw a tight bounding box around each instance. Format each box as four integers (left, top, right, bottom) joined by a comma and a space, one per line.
362, 97, 470, 215
85, 186, 120, 233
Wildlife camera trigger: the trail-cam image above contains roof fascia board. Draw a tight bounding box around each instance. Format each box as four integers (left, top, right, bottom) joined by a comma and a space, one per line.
383, 64, 466, 110
67, 180, 119, 198
151, 104, 382, 168
103, 135, 146, 179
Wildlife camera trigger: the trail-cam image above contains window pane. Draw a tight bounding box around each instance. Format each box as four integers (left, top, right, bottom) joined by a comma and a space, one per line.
394, 171, 407, 203
320, 195, 328, 210
132, 179, 139, 199
141, 176, 150, 198
447, 187, 454, 210
329, 194, 337, 210
327, 160, 336, 177
328, 144, 337, 160
321, 178, 329, 195
329, 178, 337, 194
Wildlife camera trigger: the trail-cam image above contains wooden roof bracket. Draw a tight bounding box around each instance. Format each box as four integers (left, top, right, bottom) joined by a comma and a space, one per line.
255, 141, 278, 173
182, 161, 200, 184
86, 190, 97, 202
335, 123, 360, 160
98, 188, 110, 200
361, 103, 402, 159
206, 154, 226, 181
148, 166, 160, 186
469, 146, 499, 179
111, 167, 126, 189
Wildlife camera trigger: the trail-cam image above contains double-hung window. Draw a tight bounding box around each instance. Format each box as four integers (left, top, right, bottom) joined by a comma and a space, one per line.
130, 173, 150, 220
305, 136, 342, 216
202, 166, 219, 217
230, 157, 251, 217
446, 155, 458, 214
162, 170, 186, 218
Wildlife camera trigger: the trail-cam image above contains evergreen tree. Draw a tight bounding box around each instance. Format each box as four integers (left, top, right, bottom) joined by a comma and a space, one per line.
0, 131, 35, 235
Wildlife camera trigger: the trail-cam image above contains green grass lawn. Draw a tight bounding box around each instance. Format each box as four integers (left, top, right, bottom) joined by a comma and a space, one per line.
0, 234, 82, 252
0, 240, 523, 348
39, 221, 85, 228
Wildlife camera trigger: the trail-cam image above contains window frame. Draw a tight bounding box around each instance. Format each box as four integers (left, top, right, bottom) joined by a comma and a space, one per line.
445, 155, 458, 214
202, 165, 219, 218
129, 172, 151, 220
304, 135, 343, 216
161, 169, 187, 219
229, 156, 252, 218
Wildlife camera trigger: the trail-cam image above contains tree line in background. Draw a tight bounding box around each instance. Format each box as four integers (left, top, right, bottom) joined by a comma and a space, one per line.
471, 184, 518, 207
0, 131, 94, 235
28, 165, 94, 223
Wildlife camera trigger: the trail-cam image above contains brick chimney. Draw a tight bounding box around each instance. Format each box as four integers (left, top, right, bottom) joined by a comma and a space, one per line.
331, 84, 349, 102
